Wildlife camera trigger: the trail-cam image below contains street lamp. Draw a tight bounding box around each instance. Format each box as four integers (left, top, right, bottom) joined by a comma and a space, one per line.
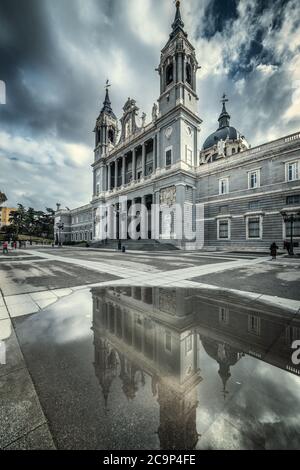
56, 221, 64, 247
281, 210, 300, 256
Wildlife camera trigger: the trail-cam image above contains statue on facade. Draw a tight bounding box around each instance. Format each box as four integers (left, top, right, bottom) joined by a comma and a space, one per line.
152, 103, 158, 122
141, 112, 146, 128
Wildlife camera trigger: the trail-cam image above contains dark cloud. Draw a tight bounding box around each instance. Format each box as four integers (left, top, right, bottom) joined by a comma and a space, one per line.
0, 0, 299, 209
201, 0, 239, 39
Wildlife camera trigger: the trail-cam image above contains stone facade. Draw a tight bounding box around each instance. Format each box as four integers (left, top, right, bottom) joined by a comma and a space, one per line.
55, 2, 300, 251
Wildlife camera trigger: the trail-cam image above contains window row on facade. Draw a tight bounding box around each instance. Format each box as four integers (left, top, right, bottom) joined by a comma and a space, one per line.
71, 231, 93, 242
217, 214, 300, 240
218, 160, 300, 195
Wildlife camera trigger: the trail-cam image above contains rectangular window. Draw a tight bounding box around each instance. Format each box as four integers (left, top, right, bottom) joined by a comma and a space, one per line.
249, 200, 260, 211
165, 332, 172, 352
248, 217, 261, 239
248, 217, 260, 238
185, 335, 193, 355
286, 195, 300, 205
249, 171, 258, 189
219, 307, 229, 324
165, 148, 172, 167
286, 220, 300, 237
248, 315, 261, 336
286, 162, 299, 182
219, 178, 229, 195
218, 219, 230, 239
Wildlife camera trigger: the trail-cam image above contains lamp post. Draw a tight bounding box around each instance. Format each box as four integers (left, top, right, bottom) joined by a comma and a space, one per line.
56, 221, 64, 247
281, 210, 300, 256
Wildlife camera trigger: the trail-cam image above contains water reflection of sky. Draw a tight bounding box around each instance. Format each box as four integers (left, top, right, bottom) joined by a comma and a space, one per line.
13, 287, 300, 450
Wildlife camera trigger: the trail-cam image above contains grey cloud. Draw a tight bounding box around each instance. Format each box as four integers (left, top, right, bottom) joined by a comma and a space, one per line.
0, 0, 299, 209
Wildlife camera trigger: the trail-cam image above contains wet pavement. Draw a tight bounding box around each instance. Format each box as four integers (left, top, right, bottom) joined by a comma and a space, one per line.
2, 286, 300, 450
191, 262, 300, 300
0, 261, 120, 296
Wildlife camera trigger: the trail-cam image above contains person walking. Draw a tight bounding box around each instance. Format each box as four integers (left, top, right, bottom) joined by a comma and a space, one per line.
2, 241, 8, 255
270, 242, 278, 260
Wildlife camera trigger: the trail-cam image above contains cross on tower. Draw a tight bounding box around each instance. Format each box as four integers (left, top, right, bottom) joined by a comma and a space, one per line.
105, 79, 111, 90
221, 93, 228, 105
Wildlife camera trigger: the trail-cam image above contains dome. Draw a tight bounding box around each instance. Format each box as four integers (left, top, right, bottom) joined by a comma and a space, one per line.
202, 94, 245, 151
203, 125, 240, 150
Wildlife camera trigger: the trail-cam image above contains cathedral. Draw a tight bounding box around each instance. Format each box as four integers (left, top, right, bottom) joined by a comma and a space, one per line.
55, 1, 300, 251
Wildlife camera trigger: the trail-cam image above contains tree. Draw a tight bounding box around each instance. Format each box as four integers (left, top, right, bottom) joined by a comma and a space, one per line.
9, 204, 26, 237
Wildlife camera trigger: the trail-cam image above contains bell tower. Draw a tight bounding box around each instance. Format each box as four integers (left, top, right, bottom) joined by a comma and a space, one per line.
157, 1, 199, 117
94, 81, 118, 162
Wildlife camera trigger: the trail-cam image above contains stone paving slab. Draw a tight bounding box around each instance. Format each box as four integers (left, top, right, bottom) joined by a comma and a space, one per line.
0, 320, 24, 378
4, 423, 56, 450
0, 306, 9, 320
0, 368, 49, 449
0, 260, 120, 296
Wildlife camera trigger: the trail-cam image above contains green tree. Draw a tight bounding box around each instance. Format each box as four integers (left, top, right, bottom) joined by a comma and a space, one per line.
9, 204, 26, 237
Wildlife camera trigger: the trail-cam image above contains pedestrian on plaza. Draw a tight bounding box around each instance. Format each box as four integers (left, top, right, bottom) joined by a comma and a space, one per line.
2, 241, 8, 255
13, 241, 17, 250
270, 242, 278, 260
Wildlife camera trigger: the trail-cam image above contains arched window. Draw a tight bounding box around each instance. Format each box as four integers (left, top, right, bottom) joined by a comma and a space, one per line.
186, 63, 192, 86
166, 63, 174, 86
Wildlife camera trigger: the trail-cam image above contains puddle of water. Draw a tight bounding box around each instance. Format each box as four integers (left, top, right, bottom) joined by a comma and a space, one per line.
10, 287, 300, 450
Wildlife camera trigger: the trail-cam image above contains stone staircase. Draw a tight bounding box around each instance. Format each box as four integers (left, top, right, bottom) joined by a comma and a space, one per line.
91, 239, 179, 251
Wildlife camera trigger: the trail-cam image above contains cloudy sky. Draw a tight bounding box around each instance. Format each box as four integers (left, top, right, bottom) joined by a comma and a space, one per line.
0, 0, 299, 210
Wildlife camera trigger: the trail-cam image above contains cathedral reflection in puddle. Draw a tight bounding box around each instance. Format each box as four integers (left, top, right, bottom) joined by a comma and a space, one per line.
91, 286, 300, 450
10, 286, 300, 450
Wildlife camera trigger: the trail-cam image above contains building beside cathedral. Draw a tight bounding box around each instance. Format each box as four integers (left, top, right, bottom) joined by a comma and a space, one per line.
55, 1, 300, 251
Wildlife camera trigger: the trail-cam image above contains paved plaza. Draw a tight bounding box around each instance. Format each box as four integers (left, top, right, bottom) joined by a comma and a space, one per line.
0, 246, 300, 449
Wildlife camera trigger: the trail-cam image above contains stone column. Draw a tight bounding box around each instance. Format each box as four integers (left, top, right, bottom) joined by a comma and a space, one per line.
107, 164, 111, 191
114, 159, 118, 188
141, 195, 148, 239
122, 156, 126, 186
142, 143, 146, 178
153, 137, 156, 172
107, 203, 114, 239
156, 131, 160, 169
175, 183, 186, 244
152, 191, 160, 240
132, 148, 136, 182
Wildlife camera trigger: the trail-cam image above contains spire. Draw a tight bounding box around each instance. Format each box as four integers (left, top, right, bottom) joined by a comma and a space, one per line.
218, 93, 231, 128
170, 1, 187, 39
100, 80, 116, 118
